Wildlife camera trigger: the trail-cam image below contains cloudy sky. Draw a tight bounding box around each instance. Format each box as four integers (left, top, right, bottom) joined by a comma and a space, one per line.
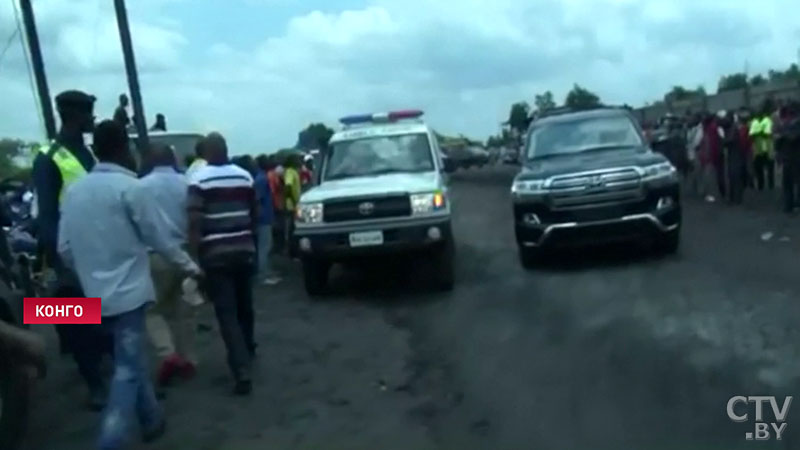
1, 0, 798, 153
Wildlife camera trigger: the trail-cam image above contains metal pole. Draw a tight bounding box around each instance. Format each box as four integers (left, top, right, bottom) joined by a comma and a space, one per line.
19, 0, 56, 140
114, 0, 148, 152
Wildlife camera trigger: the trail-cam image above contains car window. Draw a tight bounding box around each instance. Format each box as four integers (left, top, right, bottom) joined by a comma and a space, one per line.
324, 133, 434, 180
526, 115, 643, 159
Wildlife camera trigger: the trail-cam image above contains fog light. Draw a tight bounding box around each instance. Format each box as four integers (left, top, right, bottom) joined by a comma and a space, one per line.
427, 226, 442, 240
657, 196, 674, 210
523, 213, 541, 225
299, 237, 312, 252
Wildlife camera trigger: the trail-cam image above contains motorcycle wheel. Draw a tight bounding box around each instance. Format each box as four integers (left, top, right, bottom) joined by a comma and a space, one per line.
0, 351, 30, 450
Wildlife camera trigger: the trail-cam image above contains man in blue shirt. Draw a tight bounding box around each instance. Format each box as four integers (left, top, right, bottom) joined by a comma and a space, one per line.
254, 154, 281, 285
59, 121, 201, 449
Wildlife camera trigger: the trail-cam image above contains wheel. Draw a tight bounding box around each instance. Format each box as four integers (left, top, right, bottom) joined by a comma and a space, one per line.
0, 352, 31, 450
302, 258, 331, 296
432, 240, 455, 291
519, 246, 542, 269
656, 228, 680, 255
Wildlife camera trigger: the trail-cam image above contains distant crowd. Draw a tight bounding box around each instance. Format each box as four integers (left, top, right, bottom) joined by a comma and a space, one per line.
643, 99, 800, 212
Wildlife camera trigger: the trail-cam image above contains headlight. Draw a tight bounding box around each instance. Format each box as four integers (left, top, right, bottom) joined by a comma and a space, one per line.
511, 180, 546, 194
410, 191, 447, 215
642, 162, 677, 181
296, 203, 323, 224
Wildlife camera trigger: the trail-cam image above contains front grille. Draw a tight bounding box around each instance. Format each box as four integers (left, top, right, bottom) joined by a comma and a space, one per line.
323, 195, 411, 223
548, 168, 642, 209
548, 219, 656, 246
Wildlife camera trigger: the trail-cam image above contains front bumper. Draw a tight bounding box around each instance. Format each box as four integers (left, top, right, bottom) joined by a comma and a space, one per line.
514, 185, 681, 248
294, 216, 452, 260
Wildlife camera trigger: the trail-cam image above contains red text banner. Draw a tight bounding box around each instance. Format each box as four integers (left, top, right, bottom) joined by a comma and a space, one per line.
23, 297, 102, 324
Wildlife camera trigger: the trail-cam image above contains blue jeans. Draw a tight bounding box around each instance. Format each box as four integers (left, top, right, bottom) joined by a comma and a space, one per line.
98, 306, 163, 450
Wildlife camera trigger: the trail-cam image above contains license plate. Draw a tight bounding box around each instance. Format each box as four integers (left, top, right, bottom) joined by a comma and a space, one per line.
349, 231, 384, 247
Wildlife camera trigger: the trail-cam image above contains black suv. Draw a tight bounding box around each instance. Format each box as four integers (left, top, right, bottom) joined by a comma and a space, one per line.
511, 107, 681, 267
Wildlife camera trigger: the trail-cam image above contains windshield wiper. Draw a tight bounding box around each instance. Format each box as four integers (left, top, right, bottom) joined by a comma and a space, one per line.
576, 144, 639, 153
325, 168, 401, 180
527, 152, 569, 161
325, 171, 364, 181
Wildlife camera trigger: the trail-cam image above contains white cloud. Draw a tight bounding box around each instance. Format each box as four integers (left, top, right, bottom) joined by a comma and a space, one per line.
1, 0, 799, 153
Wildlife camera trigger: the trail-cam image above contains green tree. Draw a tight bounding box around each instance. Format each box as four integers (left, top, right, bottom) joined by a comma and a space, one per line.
486, 135, 501, 148
533, 91, 556, 113
296, 123, 334, 150
768, 64, 800, 83
717, 73, 748, 92
664, 86, 690, 102
664, 85, 706, 102
506, 102, 531, 133
0, 138, 28, 178
564, 84, 601, 109
750, 74, 767, 87
787, 63, 800, 81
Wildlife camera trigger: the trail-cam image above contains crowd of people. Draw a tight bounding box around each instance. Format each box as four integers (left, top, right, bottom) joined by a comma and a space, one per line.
644, 99, 800, 212
25, 88, 318, 450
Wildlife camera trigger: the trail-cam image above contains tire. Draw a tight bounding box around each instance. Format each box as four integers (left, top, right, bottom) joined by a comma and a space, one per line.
302, 258, 330, 297
0, 352, 30, 450
519, 246, 542, 269
432, 240, 455, 292
656, 228, 680, 255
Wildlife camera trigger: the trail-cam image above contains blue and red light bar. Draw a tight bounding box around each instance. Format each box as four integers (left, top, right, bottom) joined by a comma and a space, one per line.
339, 110, 424, 125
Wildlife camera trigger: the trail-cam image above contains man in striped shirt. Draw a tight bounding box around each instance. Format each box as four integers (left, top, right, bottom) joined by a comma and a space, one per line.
187, 132, 257, 395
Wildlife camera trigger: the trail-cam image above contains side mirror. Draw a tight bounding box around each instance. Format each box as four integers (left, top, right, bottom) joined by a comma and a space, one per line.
442, 157, 456, 173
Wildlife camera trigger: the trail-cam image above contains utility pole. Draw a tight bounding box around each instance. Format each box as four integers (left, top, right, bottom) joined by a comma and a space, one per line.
114, 0, 148, 152
19, 0, 56, 140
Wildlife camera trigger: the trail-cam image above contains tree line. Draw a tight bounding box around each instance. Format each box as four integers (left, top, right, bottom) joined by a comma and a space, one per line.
490, 62, 800, 148
662, 63, 799, 103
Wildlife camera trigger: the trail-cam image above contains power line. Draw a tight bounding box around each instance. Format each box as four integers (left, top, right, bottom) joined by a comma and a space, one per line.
0, 27, 19, 67
12, 0, 46, 138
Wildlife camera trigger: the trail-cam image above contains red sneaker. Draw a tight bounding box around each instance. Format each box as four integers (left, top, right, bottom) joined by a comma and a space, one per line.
157, 354, 181, 386
179, 359, 197, 380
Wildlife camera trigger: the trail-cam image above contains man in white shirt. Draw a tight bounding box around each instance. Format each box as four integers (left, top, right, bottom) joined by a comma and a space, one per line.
129, 144, 200, 388
685, 114, 705, 196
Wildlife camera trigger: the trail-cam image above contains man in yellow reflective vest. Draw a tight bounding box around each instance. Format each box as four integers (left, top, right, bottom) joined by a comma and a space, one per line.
32, 90, 111, 410
750, 101, 776, 191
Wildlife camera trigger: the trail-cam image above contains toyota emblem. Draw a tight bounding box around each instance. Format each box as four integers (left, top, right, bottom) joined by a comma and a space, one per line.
589, 175, 604, 188
358, 202, 375, 215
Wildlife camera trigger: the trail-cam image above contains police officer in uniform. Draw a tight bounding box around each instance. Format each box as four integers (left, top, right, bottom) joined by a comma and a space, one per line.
32, 90, 111, 410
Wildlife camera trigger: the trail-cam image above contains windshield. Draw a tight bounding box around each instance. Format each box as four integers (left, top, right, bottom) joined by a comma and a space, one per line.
323, 133, 434, 180
525, 115, 643, 160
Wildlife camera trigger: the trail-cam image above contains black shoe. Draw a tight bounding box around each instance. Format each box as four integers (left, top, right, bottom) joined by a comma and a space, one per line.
87, 386, 107, 412
155, 384, 167, 400
142, 419, 166, 443
233, 379, 252, 396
